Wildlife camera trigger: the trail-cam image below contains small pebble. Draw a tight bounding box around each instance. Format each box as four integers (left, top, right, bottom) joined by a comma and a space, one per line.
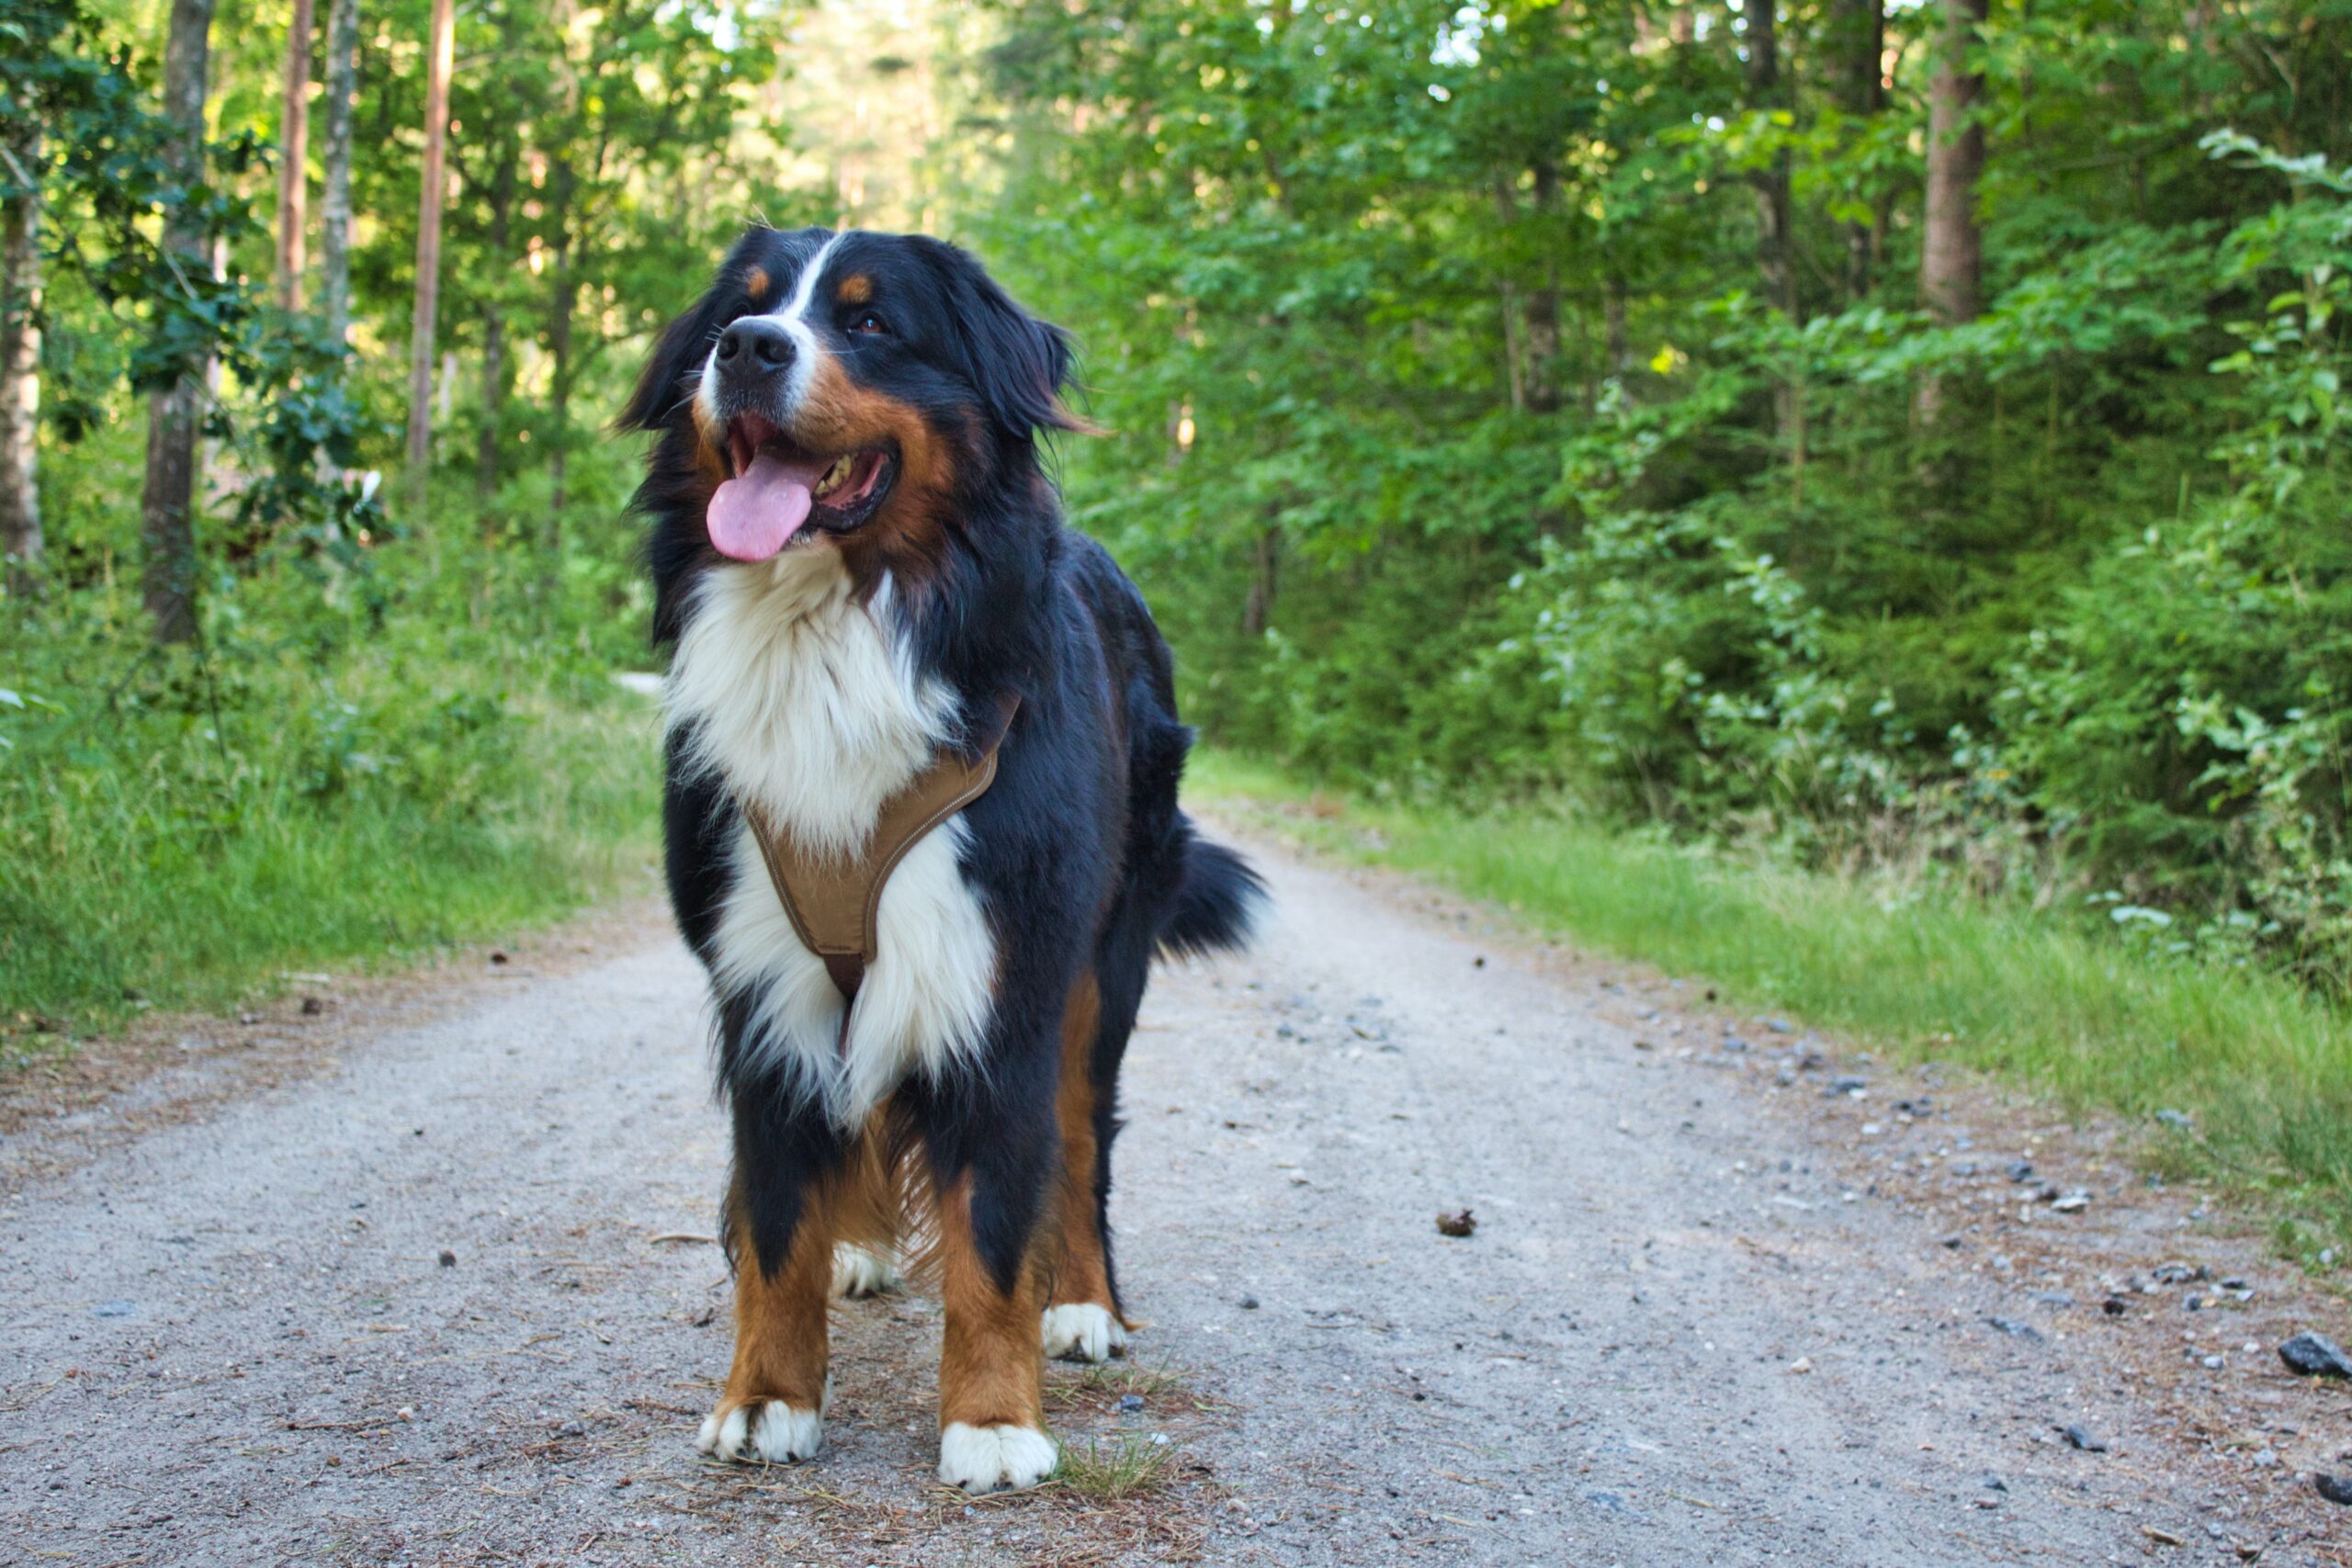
1237, 1294, 1259, 1310
2315, 1474, 2352, 1506
1118, 1393, 1145, 1413
437, 1249, 458, 1269
2060, 1425, 2108, 1453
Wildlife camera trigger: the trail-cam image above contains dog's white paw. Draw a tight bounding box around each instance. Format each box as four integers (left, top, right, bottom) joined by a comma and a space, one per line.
830, 1242, 902, 1299
695, 1399, 822, 1464
938, 1421, 1057, 1493
1041, 1302, 1127, 1364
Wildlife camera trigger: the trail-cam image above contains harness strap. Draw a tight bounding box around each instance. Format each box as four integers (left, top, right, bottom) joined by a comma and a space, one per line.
739, 694, 1019, 1055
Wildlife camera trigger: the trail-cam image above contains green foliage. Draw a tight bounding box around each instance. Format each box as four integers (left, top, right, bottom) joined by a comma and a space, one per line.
971, 0, 2352, 988
0, 518, 660, 1032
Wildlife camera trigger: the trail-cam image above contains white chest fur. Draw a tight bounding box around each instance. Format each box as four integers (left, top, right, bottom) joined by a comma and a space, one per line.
666, 554, 999, 1124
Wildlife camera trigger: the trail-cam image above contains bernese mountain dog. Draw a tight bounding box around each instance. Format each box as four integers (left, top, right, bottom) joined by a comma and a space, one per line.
620, 226, 1264, 1494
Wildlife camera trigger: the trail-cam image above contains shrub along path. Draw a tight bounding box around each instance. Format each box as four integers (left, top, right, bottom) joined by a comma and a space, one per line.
1, 826, 2346, 1565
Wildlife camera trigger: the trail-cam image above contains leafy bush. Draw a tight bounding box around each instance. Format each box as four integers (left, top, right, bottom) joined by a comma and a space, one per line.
0, 513, 660, 1032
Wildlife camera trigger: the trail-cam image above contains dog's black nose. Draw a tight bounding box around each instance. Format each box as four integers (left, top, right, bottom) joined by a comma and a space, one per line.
715, 317, 795, 374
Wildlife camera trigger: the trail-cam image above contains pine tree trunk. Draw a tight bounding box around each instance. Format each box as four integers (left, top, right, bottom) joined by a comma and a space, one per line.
140, 0, 217, 646
1746, 0, 1793, 317
1746, 0, 1804, 477
402, 0, 454, 509
548, 242, 572, 524
1917, 0, 1988, 429
0, 130, 42, 582
1242, 525, 1278, 637
275, 0, 314, 309
545, 152, 578, 542
1828, 0, 1883, 299
1603, 272, 1632, 380
476, 133, 517, 500
1521, 162, 1562, 415
317, 0, 358, 344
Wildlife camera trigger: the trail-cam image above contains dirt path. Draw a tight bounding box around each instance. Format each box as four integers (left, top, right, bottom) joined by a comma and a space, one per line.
4, 826, 2346, 1566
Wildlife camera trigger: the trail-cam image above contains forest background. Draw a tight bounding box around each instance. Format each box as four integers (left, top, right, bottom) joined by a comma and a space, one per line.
3, 0, 2349, 1243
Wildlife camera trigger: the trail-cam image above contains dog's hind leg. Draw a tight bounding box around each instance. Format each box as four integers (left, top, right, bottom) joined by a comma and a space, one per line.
1042, 972, 1128, 1363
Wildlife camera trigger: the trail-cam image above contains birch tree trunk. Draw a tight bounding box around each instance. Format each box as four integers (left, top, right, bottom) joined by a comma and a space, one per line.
139, 0, 217, 646
317, 0, 358, 344
401, 0, 454, 508
0, 130, 41, 581
275, 0, 314, 309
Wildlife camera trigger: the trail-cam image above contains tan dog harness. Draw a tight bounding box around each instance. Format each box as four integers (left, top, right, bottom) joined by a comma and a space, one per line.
738, 695, 1018, 1048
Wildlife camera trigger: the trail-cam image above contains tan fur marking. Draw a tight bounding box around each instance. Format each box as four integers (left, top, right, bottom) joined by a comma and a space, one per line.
710, 1130, 899, 1429
745, 265, 770, 302
1047, 974, 1119, 1317
712, 1179, 835, 1426
933, 1174, 1048, 1433
837, 274, 874, 306
795, 355, 959, 592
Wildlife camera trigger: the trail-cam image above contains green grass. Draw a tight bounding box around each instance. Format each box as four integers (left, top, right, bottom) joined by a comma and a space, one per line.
1051, 1434, 1182, 1501
2, 667, 662, 1046
1187, 750, 2352, 1266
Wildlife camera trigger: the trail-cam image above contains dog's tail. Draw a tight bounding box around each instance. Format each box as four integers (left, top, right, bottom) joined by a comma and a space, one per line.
1157, 816, 1269, 960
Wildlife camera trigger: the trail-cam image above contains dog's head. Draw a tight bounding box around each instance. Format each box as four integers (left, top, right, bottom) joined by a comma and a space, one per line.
623, 228, 1081, 582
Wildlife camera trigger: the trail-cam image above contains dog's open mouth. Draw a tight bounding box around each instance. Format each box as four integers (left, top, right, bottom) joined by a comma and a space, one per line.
707, 413, 896, 562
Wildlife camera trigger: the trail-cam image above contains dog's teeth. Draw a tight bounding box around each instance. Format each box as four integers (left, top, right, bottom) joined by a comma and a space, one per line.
814, 456, 852, 499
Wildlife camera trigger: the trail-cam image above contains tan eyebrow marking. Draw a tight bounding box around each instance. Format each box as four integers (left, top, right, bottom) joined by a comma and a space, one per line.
744, 265, 770, 302
837, 274, 874, 306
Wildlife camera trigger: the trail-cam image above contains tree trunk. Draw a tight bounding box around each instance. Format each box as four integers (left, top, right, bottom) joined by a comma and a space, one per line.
1242, 525, 1278, 637
1603, 272, 1632, 380
1746, 0, 1804, 477
0, 130, 42, 581
475, 131, 517, 500
544, 148, 578, 541
547, 241, 573, 523
402, 0, 454, 509
1521, 162, 1562, 415
275, 0, 314, 309
1828, 0, 1883, 299
140, 0, 217, 646
1746, 0, 1795, 323
317, 0, 358, 344
1917, 0, 1988, 428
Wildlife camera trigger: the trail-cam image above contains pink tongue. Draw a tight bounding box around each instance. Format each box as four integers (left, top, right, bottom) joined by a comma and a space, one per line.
707, 453, 824, 561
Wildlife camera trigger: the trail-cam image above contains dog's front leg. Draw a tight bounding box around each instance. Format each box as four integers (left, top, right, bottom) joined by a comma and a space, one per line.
696, 1088, 845, 1465
920, 1078, 1059, 1494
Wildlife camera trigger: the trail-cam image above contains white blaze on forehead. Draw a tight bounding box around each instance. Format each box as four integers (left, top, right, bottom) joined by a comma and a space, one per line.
772, 233, 846, 405
695, 231, 844, 425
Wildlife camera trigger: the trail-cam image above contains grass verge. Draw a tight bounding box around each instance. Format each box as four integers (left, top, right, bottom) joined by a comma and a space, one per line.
1187, 750, 2352, 1267
3, 669, 662, 1048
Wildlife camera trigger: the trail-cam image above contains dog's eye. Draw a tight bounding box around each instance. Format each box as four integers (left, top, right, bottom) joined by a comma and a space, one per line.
848, 310, 888, 336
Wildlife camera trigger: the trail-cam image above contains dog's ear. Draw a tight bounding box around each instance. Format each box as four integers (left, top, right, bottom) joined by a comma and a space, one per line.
918, 238, 1091, 443
617, 282, 730, 434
